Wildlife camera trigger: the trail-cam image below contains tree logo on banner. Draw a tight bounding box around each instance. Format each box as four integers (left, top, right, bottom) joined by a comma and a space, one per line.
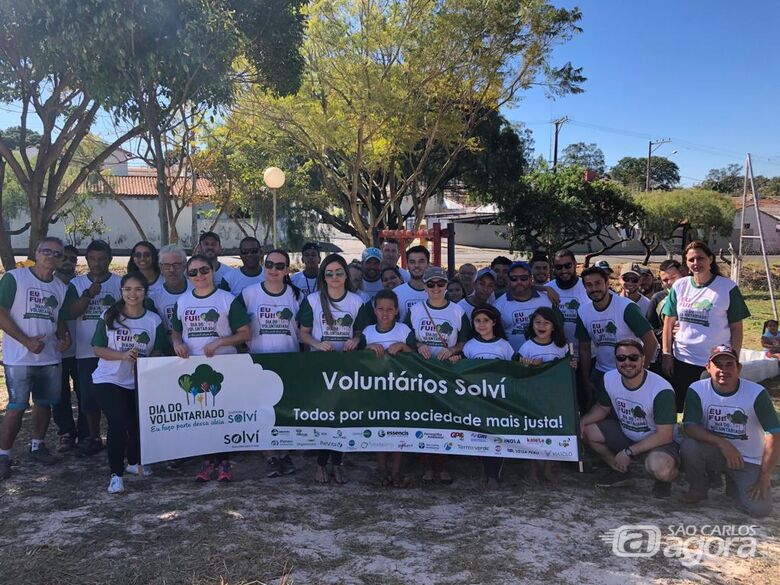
177, 364, 225, 406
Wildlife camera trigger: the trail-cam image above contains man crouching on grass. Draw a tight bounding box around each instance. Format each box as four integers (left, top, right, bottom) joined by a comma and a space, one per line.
579, 338, 680, 498
679, 344, 780, 518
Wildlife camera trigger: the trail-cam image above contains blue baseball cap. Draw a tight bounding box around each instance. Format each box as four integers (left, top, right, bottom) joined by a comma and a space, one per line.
509, 260, 531, 274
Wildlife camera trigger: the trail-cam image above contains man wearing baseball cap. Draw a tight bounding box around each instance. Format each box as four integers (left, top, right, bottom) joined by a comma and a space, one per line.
360, 247, 384, 301
619, 263, 651, 317
679, 345, 780, 517
493, 260, 557, 351
458, 267, 496, 320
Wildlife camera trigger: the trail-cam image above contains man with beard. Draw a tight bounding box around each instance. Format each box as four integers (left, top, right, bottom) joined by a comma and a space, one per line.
221, 236, 265, 294
529, 254, 550, 286
457, 263, 477, 297
576, 266, 657, 406
393, 246, 431, 322
490, 256, 512, 298
545, 249, 590, 347
197, 231, 236, 290
381, 240, 410, 282
360, 247, 384, 301
619, 264, 652, 316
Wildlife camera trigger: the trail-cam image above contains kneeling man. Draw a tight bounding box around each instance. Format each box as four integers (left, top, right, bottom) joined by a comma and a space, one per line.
680, 344, 780, 517
580, 338, 679, 497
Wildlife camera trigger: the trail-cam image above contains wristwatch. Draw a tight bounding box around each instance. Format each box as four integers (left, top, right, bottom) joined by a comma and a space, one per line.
624, 447, 635, 459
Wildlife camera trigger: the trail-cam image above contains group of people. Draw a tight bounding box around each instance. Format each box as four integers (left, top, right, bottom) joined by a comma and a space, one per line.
0, 233, 777, 517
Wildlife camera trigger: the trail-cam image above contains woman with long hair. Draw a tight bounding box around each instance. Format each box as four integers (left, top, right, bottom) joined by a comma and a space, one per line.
91, 272, 167, 493
127, 241, 161, 295
297, 253, 371, 484
661, 241, 750, 412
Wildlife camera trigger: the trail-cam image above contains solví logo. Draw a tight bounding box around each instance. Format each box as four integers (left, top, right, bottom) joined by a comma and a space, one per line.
271, 428, 279, 436
418, 442, 425, 449
415, 430, 424, 439
378, 430, 386, 437
363, 430, 372, 438
177, 364, 224, 406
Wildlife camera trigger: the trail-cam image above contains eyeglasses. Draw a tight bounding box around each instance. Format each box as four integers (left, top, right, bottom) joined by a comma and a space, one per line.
160, 262, 183, 269
622, 276, 639, 283
121, 286, 146, 293
426, 280, 447, 289
508, 274, 530, 282
241, 248, 260, 255
39, 248, 63, 258
133, 251, 152, 259
187, 266, 212, 277
615, 354, 641, 362
554, 262, 573, 270
324, 269, 346, 279
264, 260, 287, 270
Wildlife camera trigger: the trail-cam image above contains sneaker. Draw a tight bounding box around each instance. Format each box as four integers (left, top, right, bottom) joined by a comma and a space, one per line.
195, 461, 215, 482
166, 459, 185, 471
107, 474, 124, 494
125, 464, 153, 478
0, 454, 11, 480
266, 457, 282, 478
280, 455, 296, 476
217, 461, 232, 482
31, 444, 57, 466
57, 435, 76, 453
652, 480, 672, 499
76, 437, 103, 458
595, 470, 635, 488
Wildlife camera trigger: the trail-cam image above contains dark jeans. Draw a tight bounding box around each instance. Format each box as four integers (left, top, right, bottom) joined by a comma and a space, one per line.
77, 357, 101, 414
317, 450, 343, 466
670, 358, 706, 413
95, 383, 139, 476
52, 356, 88, 439
483, 457, 504, 480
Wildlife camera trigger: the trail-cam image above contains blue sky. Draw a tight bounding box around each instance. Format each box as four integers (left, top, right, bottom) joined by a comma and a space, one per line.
505, 0, 780, 185
1, 1, 778, 186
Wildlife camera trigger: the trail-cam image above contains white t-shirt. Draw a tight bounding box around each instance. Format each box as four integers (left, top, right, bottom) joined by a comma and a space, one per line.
493, 291, 554, 351
91, 310, 166, 388
393, 282, 429, 322
291, 271, 319, 296
545, 278, 590, 345
297, 291, 366, 351
600, 369, 677, 443
65, 273, 123, 359
457, 296, 494, 321
171, 288, 250, 356
241, 283, 301, 354
361, 277, 384, 300
463, 337, 514, 360
518, 339, 568, 363
222, 267, 265, 295
625, 293, 652, 318
146, 275, 164, 298
404, 300, 470, 358
361, 322, 415, 349
214, 262, 238, 289
664, 275, 750, 367
148, 281, 191, 336
0, 268, 68, 366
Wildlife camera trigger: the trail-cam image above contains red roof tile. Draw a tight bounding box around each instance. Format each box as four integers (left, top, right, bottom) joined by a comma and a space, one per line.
79, 175, 216, 199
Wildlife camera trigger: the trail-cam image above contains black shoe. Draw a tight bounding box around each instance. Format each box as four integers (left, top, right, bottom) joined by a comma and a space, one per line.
595, 470, 635, 488
652, 480, 671, 499
31, 444, 58, 466
57, 434, 76, 453
266, 457, 282, 478
280, 455, 296, 475
76, 437, 103, 458
0, 454, 11, 480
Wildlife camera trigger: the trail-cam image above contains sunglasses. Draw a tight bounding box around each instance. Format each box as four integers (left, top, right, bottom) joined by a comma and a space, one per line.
324, 269, 346, 278
187, 266, 212, 277
133, 251, 152, 259
554, 262, 573, 270
426, 280, 447, 289
508, 274, 530, 282
39, 248, 63, 258
241, 248, 260, 255
622, 276, 639, 283
264, 260, 287, 270
615, 354, 641, 362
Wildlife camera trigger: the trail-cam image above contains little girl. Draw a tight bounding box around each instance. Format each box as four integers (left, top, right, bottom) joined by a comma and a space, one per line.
360, 289, 415, 487
519, 306, 575, 483
458, 304, 513, 489
762, 319, 780, 360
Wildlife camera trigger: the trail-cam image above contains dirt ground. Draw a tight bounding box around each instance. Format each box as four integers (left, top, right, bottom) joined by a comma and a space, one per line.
1, 384, 780, 585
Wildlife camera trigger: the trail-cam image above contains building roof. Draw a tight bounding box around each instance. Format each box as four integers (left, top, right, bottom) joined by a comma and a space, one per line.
81, 174, 217, 200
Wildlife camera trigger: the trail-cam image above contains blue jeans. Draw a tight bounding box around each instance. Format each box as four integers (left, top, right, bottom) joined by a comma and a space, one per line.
52, 356, 88, 439
4, 363, 62, 410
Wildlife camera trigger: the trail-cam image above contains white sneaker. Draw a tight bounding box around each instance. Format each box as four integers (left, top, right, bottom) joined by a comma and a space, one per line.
107, 474, 124, 494
125, 464, 153, 477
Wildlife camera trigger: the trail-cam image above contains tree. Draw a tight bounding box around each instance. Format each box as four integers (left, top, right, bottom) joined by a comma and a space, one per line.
0, 0, 145, 266
700, 164, 743, 195
561, 142, 605, 176
611, 156, 679, 191
494, 165, 644, 264
754, 175, 780, 197
634, 189, 736, 263
240, 0, 584, 245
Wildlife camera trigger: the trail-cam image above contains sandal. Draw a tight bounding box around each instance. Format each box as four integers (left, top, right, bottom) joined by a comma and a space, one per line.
315, 465, 329, 484
332, 465, 347, 484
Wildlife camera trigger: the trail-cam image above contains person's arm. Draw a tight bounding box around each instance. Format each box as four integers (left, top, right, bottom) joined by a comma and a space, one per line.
202, 324, 251, 357
92, 319, 136, 362
726, 285, 750, 356
535, 285, 559, 306
67, 281, 100, 319
639, 329, 659, 365
747, 391, 780, 500
575, 314, 593, 390
761, 335, 776, 349
0, 306, 46, 353
613, 388, 676, 469
170, 303, 189, 358
579, 403, 611, 438
729, 320, 743, 355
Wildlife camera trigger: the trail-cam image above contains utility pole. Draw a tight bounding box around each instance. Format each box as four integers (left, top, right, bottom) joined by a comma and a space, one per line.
552, 116, 569, 173
645, 138, 671, 191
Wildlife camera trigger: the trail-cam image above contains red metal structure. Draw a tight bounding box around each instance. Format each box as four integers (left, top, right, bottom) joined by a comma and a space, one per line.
379, 223, 453, 272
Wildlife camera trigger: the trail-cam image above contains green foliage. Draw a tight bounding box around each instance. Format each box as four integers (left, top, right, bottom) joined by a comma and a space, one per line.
700, 164, 743, 195
179, 364, 225, 406
437, 322, 454, 335
561, 142, 605, 176
201, 309, 220, 322
45, 295, 59, 308
494, 165, 643, 255
611, 156, 679, 191
134, 331, 151, 344
0, 127, 42, 150
605, 322, 617, 334
61, 192, 108, 247
339, 314, 354, 327
631, 405, 646, 418
277, 308, 294, 320
727, 410, 748, 425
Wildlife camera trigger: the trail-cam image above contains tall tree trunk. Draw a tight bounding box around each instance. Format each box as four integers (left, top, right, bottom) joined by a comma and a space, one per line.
0, 161, 17, 270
